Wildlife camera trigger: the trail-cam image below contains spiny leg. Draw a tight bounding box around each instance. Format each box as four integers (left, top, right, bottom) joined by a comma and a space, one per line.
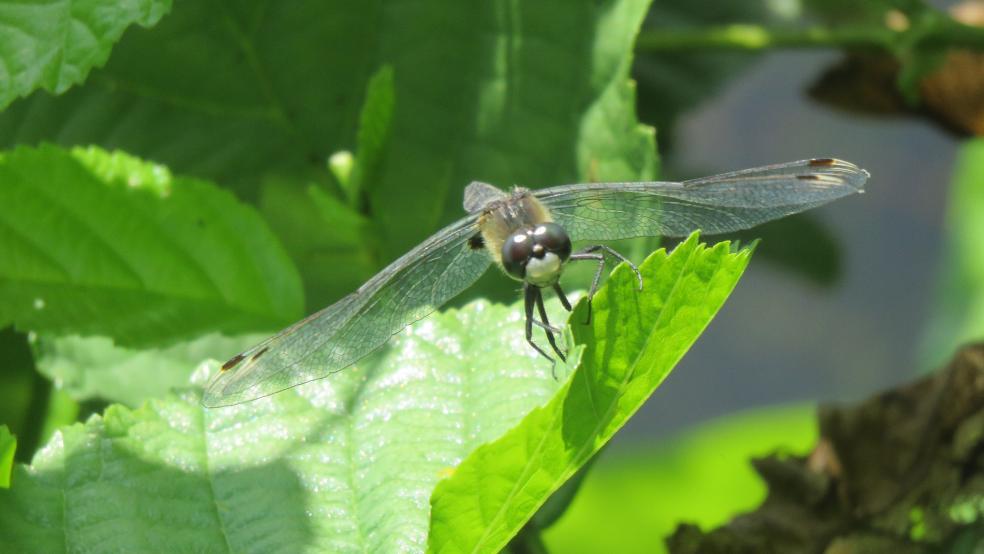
570, 245, 644, 325
525, 284, 555, 363
534, 286, 566, 378
532, 318, 563, 334
570, 252, 604, 325
579, 245, 643, 290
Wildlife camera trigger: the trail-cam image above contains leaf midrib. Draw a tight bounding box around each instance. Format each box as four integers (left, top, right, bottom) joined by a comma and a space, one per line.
5, 158, 233, 304
200, 407, 237, 553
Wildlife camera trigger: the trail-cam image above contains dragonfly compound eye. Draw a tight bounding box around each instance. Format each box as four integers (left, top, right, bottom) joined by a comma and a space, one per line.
532, 222, 571, 261
502, 231, 534, 279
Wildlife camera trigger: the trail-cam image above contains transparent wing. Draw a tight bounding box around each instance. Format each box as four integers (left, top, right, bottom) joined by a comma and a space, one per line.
203, 215, 491, 407
463, 181, 508, 213
535, 158, 868, 241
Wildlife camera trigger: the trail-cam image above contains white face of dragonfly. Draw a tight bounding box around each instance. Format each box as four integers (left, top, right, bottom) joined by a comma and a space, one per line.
525, 251, 563, 286
500, 222, 572, 287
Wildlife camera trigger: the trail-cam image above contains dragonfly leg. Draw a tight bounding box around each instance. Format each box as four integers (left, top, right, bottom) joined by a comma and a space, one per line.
579, 245, 644, 291
570, 245, 644, 325
532, 318, 563, 334
525, 284, 556, 364
527, 284, 569, 334
569, 252, 604, 324
534, 286, 566, 378
553, 282, 573, 312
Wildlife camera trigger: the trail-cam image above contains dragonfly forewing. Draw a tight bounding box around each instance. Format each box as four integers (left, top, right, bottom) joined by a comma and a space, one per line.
203, 158, 868, 408
203, 216, 491, 407
463, 181, 509, 214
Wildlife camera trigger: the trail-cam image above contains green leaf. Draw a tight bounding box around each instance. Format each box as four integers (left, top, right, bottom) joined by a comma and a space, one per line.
35, 333, 267, 407
348, 65, 395, 206
921, 138, 984, 370
0, 0, 171, 111
0, 298, 566, 552
0, 235, 751, 551
543, 404, 817, 554
0, 425, 14, 488
259, 178, 377, 310
428, 233, 752, 553
0, 144, 303, 347
0, 0, 656, 308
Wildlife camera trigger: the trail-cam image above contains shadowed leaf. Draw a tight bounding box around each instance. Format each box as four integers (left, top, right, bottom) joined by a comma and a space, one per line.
0, 145, 303, 347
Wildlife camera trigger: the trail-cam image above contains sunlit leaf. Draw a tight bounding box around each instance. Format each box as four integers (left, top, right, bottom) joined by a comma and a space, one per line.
0, 425, 14, 488
0, 299, 564, 552
36, 333, 267, 407
428, 234, 752, 553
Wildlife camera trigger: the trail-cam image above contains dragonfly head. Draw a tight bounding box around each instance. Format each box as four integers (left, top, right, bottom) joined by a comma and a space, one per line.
501, 222, 572, 286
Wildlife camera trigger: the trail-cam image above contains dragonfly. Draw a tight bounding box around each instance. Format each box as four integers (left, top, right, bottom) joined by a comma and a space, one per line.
203, 158, 868, 407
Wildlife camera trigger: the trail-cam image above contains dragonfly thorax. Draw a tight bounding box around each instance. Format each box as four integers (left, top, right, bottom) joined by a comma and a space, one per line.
501, 222, 572, 286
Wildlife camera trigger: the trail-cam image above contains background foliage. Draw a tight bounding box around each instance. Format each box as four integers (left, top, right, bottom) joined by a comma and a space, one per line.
1, 0, 983, 552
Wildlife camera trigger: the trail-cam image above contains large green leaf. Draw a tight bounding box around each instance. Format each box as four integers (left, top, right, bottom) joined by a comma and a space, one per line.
0, 144, 303, 347
428, 234, 752, 553
0, 0, 171, 110
0, 0, 657, 309
35, 333, 267, 407
921, 138, 984, 370
544, 404, 817, 554
0, 299, 565, 552
0, 235, 750, 552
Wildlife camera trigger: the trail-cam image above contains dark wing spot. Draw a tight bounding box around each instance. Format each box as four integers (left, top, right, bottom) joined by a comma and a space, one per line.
468, 233, 485, 250
797, 175, 822, 181
809, 158, 836, 167
251, 347, 270, 362
222, 353, 246, 371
